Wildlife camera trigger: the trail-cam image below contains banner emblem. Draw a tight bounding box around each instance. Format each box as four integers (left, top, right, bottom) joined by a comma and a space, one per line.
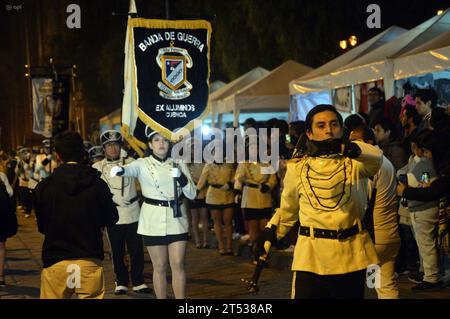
157, 46, 193, 100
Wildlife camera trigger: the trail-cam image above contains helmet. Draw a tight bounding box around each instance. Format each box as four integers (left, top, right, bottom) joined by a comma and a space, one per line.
88, 146, 104, 159
42, 139, 52, 149
83, 140, 93, 151
100, 130, 123, 146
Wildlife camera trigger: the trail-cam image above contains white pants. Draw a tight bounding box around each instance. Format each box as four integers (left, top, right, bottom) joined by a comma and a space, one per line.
374, 242, 400, 299
410, 207, 440, 283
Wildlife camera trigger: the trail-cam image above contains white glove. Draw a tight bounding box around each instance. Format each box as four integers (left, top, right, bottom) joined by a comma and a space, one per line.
110, 166, 124, 177
170, 167, 181, 178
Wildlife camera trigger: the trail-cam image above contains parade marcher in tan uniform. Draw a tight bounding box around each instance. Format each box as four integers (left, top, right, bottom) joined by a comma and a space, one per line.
234, 137, 277, 260
187, 159, 209, 249
110, 131, 196, 299
257, 104, 382, 299
197, 158, 235, 255
93, 130, 150, 295
350, 125, 401, 299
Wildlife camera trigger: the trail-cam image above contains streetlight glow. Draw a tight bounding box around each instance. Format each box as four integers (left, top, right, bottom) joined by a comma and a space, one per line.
349, 35, 357, 47
437, 10, 443, 15
340, 40, 347, 50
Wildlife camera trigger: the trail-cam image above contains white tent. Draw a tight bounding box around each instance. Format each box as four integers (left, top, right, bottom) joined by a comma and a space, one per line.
209, 67, 269, 126
219, 60, 313, 126
209, 80, 227, 93
289, 26, 407, 120
291, 9, 450, 100
294, 26, 407, 88
394, 28, 450, 81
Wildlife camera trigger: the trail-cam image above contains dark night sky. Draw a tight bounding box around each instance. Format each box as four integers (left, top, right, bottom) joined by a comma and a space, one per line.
0, 0, 447, 148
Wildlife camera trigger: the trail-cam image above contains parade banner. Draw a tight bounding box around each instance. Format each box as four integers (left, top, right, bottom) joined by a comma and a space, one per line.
50, 77, 70, 136
121, 18, 212, 156
31, 78, 53, 138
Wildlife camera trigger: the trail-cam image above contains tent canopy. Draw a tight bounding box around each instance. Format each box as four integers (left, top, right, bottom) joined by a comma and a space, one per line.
290, 25, 407, 95
394, 29, 450, 80
219, 60, 313, 125
209, 67, 269, 126
209, 67, 269, 103
209, 80, 227, 93
295, 26, 407, 87
291, 9, 450, 99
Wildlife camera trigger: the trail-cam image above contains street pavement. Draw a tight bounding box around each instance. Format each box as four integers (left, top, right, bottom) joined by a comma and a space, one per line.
0, 212, 449, 299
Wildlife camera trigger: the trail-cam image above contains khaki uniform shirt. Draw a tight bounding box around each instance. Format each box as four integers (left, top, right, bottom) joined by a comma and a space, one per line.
188, 162, 206, 200
197, 163, 235, 205
234, 162, 277, 209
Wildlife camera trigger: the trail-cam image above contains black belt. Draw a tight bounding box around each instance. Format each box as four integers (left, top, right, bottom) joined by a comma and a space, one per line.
210, 184, 223, 189
115, 195, 140, 207
143, 197, 182, 207
299, 224, 361, 240
244, 183, 259, 188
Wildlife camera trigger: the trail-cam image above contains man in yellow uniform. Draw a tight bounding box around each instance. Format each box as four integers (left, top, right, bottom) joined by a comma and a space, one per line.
259, 104, 383, 299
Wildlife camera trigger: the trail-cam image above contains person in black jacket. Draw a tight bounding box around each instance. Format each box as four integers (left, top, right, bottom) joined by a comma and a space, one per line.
34, 131, 119, 299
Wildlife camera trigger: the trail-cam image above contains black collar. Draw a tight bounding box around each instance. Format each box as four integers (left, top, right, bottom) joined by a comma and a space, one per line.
106, 157, 120, 162
151, 153, 169, 162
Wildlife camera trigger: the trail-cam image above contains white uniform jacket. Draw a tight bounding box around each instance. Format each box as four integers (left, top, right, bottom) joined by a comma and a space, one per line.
234, 162, 277, 209
93, 157, 140, 225
122, 155, 196, 236
277, 141, 383, 275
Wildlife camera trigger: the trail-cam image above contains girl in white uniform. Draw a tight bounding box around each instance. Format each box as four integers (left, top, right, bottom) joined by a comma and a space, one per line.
111, 132, 196, 299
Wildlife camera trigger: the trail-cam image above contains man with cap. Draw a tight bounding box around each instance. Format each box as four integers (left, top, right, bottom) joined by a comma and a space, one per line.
92, 130, 150, 295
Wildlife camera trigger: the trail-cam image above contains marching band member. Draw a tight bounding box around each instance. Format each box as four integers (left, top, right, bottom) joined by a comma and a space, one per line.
110, 130, 196, 299
197, 153, 235, 255
187, 149, 209, 249
93, 130, 150, 295
88, 146, 105, 164
234, 137, 277, 260
257, 104, 382, 299
34, 139, 58, 181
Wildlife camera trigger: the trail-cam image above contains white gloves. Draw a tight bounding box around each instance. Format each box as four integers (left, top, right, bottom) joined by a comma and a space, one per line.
170, 167, 181, 178
110, 166, 124, 177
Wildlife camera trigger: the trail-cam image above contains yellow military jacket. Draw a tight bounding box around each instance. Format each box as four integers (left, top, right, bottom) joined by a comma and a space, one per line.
234, 162, 277, 209
276, 141, 382, 275
188, 162, 206, 200
197, 163, 235, 205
